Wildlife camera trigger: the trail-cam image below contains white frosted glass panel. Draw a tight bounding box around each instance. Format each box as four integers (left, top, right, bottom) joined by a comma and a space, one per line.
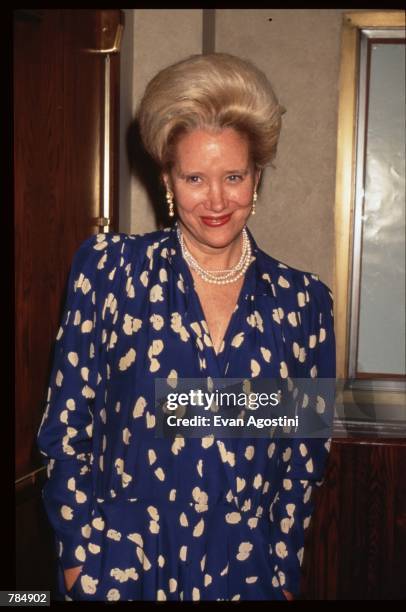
357, 43, 405, 375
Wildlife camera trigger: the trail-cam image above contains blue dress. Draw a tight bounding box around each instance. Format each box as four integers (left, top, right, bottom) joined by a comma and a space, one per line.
36, 223, 336, 601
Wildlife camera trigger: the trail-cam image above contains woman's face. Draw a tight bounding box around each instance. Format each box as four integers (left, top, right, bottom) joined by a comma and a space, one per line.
163, 127, 260, 252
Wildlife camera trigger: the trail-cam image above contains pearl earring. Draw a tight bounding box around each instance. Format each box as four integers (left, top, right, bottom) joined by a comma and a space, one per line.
252, 190, 258, 215
166, 190, 175, 217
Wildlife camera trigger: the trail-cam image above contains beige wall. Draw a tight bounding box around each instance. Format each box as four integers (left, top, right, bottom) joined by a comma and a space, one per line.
120, 9, 203, 237
121, 9, 344, 290
215, 9, 342, 289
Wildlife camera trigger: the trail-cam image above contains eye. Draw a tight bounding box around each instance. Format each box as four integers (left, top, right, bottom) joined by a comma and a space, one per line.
185, 175, 202, 184
227, 174, 244, 182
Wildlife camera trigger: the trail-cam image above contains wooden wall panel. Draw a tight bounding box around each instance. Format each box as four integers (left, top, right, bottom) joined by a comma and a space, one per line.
301, 439, 406, 600
14, 9, 122, 480
15, 10, 123, 592
16, 474, 57, 595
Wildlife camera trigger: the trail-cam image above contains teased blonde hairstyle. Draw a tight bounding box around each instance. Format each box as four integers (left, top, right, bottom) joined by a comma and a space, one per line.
137, 53, 284, 171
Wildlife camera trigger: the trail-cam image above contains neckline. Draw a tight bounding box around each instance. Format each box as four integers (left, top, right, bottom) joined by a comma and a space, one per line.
192, 272, 246, 356
176, 224, 250, 280
172, 223, 257, 375
166, 222, 279, 300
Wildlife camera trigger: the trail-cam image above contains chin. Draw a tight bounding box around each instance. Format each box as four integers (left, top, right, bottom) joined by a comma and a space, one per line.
199, 224, 245, 248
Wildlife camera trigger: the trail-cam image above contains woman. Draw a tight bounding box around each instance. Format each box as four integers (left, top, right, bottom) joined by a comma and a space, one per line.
37, 53, 335, 602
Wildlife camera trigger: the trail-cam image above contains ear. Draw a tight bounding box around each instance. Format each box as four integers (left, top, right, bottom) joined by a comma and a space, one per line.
161, 171, 170, 192
254, 168, 262, 190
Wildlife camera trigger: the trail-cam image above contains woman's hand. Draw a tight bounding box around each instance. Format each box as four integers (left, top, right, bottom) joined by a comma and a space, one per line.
64, 565, 83, 591
282, 589, 295, 601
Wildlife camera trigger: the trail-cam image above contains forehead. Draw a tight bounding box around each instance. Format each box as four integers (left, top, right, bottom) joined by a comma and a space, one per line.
173, 127, 250, 167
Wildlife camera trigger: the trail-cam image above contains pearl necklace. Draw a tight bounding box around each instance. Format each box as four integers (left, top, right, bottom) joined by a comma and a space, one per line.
176, 225, 252, 284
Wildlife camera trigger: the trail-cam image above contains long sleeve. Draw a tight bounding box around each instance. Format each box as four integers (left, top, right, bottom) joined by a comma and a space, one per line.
36, 233, 127, 570
269, 275, 336, 597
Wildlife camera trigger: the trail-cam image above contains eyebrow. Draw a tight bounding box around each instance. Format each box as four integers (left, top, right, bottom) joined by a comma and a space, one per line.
178, 169, 249, 177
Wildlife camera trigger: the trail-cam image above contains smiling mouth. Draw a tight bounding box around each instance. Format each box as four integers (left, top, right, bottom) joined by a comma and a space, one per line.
201, 214, 230, 219
200, 214, 232, 225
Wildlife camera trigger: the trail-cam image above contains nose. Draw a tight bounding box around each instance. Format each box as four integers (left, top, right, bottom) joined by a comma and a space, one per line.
205, 183, 227, 213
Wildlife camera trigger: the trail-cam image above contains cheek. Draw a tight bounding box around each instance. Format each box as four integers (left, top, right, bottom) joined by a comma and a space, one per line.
174, 186, 203, 209
178, 197, 199, 212
227, 184, 254, 203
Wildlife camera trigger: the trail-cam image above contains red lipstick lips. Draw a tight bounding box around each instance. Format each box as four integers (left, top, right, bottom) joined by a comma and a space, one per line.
201, 214, 232, 227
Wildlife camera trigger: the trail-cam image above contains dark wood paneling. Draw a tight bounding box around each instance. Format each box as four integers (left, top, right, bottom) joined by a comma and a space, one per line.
16, 475, 59, 597
15, 9, 123, 593
15, 9, 66, 481
301, 443, 340, 599
301, 439, 406, 600
14, 9, 122, 480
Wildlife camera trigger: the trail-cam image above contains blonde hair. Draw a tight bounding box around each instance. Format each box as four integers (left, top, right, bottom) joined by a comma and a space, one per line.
137, 53, 284, 171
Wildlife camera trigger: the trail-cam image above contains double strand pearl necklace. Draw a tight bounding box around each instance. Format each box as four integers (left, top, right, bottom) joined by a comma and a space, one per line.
176, 225, 252, 284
